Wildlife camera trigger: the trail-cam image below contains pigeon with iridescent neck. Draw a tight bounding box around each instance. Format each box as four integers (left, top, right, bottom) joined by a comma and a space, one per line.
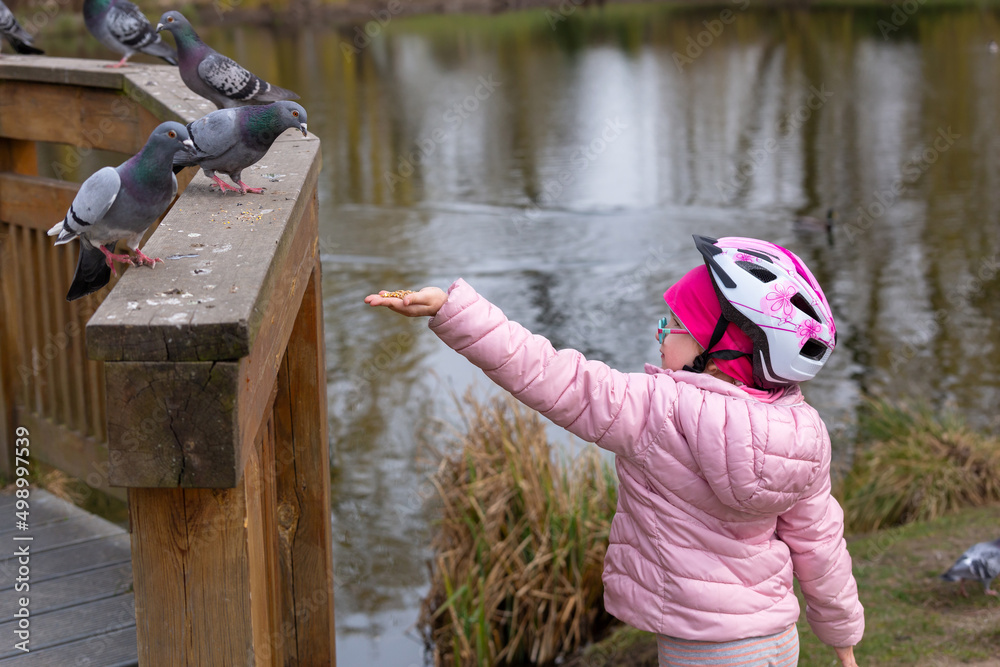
0, 0, 43, 55
173, 102, 307, 194
84, 0, 176, 68
47, 122, 193, 301
156, 11, 299, 110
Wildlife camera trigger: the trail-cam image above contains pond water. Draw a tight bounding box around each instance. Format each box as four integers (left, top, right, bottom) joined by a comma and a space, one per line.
33, 3, 1000, 664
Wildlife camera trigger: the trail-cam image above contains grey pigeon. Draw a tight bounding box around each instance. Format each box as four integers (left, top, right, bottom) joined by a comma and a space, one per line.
84, 0, 176, 68
0, 0, 43, 55
156, 11, 299, 110
940, 537, 1000, 597
173, 102, 307, 195
47, 122, 193, 301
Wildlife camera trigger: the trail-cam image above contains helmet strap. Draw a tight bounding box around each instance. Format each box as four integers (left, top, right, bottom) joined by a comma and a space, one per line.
683, 315, 748, 374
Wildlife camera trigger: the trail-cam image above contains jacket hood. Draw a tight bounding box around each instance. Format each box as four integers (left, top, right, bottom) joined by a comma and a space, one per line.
646, 364, 822, 517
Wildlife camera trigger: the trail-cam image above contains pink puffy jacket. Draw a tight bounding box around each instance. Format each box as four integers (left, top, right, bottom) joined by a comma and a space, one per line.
429, 280, 864, 647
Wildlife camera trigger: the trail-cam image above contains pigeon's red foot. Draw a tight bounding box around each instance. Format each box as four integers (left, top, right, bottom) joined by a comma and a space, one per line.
98, 245, 135, 277
104, 56, 130, 69
237, 180, 265, 194
133, 249, 163, 268
211, 174, 242, 194
986, 587, 998, 597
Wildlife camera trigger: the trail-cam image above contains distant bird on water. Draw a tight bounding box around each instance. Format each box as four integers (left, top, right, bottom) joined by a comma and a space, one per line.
47, 122, 193, 301
83, 0, 177, 68
794, 208, 837, 246
173, 101, 308, 195
0, 0, 43, 55
156, 11, 299, 110
940, 537, 1000, 597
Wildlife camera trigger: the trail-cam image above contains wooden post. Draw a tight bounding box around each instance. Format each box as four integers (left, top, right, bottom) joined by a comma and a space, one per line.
0, 59, 333, 664
88, 133, 333, 665
273, 254, 336, 663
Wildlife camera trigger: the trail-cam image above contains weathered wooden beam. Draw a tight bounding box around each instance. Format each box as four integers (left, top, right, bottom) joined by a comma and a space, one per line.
0, 80, 153, 155
87, 133, 322, 362
93, 136, 322, 487
0, 57, 215, 130
0, 56, 126, 89
0, 172, 79, 231
104, 360, 240, 487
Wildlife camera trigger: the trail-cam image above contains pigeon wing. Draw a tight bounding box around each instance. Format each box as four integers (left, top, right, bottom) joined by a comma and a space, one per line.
969, 541, 1000, 580
105, 0, 158, 52
48, 167, 121, 244
197, 52, 263, 103
174, 109, 242, 166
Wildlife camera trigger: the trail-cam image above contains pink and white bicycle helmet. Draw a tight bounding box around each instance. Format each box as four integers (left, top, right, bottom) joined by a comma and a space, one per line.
692, 235, 837, 388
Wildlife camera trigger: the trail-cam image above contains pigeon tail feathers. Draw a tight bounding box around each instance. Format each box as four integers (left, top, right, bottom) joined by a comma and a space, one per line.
141, 38, 176, 65
47, 220, 79, 246
252, 83, 299, 104
66, 241, 115, 301
9, 38, 43, 55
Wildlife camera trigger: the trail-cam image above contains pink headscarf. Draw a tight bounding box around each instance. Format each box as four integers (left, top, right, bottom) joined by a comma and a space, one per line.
663, 265, 756, 387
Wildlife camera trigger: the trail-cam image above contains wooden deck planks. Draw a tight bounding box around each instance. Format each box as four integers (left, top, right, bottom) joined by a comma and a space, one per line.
0, 626, 138, 667
0, 562, 132, 617
0, 490, 137, 666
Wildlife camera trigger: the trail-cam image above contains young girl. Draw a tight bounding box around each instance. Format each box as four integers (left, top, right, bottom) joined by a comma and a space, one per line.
365, 235, 863, 667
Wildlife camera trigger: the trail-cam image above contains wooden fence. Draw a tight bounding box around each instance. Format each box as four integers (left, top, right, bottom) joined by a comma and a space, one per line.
0, 56, 335, 665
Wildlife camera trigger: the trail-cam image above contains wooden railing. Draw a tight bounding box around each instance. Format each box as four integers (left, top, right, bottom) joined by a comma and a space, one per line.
0, 57, 335, 665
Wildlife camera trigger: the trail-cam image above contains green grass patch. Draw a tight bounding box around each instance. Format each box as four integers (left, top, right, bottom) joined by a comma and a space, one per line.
568, 504, 1000, 666
797, 503, 1000, 665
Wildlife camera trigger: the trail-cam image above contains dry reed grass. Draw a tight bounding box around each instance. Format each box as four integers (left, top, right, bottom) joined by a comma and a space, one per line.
420, 393, 617, 666
837, 398, 1000, 533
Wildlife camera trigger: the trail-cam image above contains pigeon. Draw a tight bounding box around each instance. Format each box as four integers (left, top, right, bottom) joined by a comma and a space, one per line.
156, 11, 299, 110
83, 0, 177, 68
940, 537, 1000, 597
173, 102, 307, 195
0, 0, 43, 55
47, 122, 193, 301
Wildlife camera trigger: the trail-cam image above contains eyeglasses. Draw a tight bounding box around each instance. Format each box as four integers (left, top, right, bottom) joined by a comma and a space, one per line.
657, 317, 688, 344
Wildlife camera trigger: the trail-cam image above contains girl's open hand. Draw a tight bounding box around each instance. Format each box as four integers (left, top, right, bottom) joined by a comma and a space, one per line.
364, 287, 448, 317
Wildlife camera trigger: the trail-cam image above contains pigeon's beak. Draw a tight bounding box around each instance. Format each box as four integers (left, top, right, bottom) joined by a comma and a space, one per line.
299, 123, 308, 138
155, 23, 164, 32
182, 139, 194, 149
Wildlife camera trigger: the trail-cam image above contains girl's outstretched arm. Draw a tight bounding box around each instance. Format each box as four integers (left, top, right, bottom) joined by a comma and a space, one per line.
364, 287, 448, 317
